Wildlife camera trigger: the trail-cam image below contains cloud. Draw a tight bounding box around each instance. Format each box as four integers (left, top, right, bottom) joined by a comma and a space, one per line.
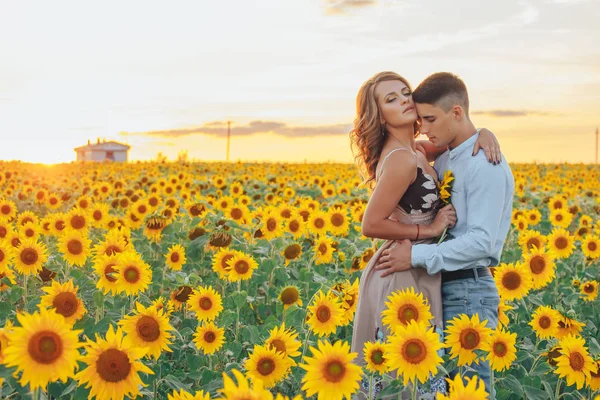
472, 109, 555, 117
120, 120, 353, 138
324, 0, 377, 15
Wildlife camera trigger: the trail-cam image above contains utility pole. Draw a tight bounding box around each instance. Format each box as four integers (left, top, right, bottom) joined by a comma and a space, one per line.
226, 120, 231, 162
596, 127, 598, 164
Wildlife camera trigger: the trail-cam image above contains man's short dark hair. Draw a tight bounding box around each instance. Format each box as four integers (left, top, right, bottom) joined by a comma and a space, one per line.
413, 72, 469, 114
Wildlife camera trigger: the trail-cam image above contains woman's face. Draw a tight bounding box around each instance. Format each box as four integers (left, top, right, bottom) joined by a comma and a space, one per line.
374, 80, 417, 128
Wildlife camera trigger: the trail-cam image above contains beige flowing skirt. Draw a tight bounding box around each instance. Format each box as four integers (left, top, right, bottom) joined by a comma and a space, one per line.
351, 206, 443, 363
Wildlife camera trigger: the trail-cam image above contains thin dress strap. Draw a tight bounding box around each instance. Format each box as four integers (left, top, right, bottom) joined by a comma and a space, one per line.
376, 147, 417, 180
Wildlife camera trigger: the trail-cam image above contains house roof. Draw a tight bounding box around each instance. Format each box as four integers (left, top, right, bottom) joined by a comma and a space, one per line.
74, 141, 131, 151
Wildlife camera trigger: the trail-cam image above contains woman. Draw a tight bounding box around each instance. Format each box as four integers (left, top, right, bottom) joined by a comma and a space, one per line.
349, 71, 501, 398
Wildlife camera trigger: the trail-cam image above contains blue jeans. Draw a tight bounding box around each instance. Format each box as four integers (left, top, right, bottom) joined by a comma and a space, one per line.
442, 271, 499, 398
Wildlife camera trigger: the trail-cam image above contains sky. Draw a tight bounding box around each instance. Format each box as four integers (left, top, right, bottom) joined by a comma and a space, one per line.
0, 0, 599, 164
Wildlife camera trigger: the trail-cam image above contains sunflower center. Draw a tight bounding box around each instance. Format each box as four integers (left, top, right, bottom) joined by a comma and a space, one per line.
124, 266, 140, 283
103, 263, 118, 283
71, 215, 85, 229
105, 245, 121, 256
314, 218, 325, 229
175, 286, 192, 302
493, 341, 508, 357
257, 357, 276, 376
204, 331, 216, 343
529, 256, 546, 274
569, 352, 585, 371
93, 210, 102, 221
502, 271, 522, 290
231, 208, 243, 220
371, 349, 384, 365
459, 328, 480, 350
397, 304, 419, 325
136, 316, 160, 342
25, 228, 35, 237
269, 339, 286, 354
0, 249, 4, 262
96, 348, 132, 383
555, 214, 563, 222
299, 210, 309, 221
281, 209, 291, 218
52, 292, 78, 318
28, 331, 63, 364
199, 297, 213, 310
20, 248, 39, 265
284, 244, 301, 259
170, 252, 180, 263
316, 305, 331, 323
538, 316, 552, 329
138, 205, 147, 214
220, 254, 234, 270
583, 284, 594, 294
280, 288, 299, 305
331, 213, 344, 227
288, 220, 300, 232
324, 360, 346, 383
402, 339, 427, 364
588, 242, 598, 252
234, 260, 249, 275
0, 205, 10, 215
527, 238, 541, 250
0, 226, 6, 238
67, 239, 83, 255
362, 250, 374, 263
555, 237, 568, 250
318, 243, 328, 255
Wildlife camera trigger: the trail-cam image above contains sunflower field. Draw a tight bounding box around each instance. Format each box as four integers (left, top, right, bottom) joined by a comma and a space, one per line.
0, 160, 598, 400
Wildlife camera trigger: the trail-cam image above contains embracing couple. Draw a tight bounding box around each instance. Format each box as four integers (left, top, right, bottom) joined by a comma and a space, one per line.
349, 72, 514, 399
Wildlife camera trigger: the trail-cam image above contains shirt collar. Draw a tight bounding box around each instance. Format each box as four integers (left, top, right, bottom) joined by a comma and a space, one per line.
449, 129, 480, 160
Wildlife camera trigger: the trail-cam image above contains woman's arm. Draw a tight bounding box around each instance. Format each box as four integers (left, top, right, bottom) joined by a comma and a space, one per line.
415, 140, 447, 163
416, 128, 502, 164
362, 151, 441, 240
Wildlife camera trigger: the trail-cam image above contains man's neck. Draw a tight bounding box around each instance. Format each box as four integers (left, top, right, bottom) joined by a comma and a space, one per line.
448, 122, 477, 150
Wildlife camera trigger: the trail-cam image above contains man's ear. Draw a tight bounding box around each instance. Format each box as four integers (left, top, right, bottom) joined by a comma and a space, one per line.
452, 105, 463, 120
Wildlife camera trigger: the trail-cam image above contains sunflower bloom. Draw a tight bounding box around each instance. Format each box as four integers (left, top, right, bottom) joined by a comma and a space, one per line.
57, 229, 92, 267
385, 320, 443, 385
165, 243, 187, 271
188, 285, 224, 321
580, 280, 598, 301
494, 262, 532, 301
120, 302, 174, 360
529, 305, 561, 339
381, 287, 434, 332
220, 369, 273, 400
445, 313, 493, 366
581, 235, 600, 259
279, 286, 303, 310
13, 238, 48, 276
299, 340, 363, 400
226, 252, 258, 282
76, 325, 154, 400
39, 279, 87, 325
547, 228, 576, 259
4, 308, 82, 390
115, 251, 153, 296
481, 328, 517, 372
245, 344, 292, 389
306, 290, 344, 337
437, 374, 488, 400
193, 321, 225, 355
363, 340, 388, 373
265, 323, 302, 361
554, 334, 595, 390
524, 246, 556, 290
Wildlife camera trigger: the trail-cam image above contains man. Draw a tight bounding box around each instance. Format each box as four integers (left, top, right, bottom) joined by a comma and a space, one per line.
374, 72, 514, 397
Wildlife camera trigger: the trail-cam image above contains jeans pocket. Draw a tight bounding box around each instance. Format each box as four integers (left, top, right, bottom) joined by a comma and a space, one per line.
479, 296, 500, 329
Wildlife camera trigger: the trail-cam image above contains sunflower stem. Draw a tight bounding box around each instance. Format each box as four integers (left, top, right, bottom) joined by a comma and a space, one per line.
23, 274, 28, 310
299, 329, 312, 364
490, 369, 495, 399
411, 381, 418, 400
554, 378, 562, 400
367, 373, 374, 400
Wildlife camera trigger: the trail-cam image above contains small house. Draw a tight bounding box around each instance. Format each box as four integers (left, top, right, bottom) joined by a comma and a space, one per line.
74, 139, 130, 162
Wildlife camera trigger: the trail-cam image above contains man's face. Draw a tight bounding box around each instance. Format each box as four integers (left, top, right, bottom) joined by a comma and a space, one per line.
415, 102, 455, 148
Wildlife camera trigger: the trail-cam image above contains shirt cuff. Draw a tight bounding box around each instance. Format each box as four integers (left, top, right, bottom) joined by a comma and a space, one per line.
411, 243, 432, 267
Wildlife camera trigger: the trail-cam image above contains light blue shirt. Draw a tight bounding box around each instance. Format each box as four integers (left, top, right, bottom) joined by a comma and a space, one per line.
411, 131, 515, 275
